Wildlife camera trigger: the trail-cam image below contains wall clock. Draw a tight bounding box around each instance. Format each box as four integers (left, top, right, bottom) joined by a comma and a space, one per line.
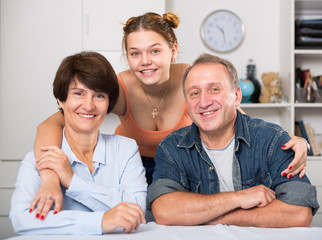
201, 10, 245, 53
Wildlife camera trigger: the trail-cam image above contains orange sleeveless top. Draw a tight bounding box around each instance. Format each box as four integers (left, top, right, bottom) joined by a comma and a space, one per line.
115, 75, 192, 158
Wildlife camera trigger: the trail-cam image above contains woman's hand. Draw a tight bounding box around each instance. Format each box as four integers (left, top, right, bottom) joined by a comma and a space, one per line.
101, 202, 146, 233
281, 135, 308, 178
35, 146, 74, 188
29, 170, 63, 220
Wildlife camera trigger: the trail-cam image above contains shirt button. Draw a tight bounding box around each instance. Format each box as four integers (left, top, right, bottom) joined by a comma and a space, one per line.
209, 166, 214, 171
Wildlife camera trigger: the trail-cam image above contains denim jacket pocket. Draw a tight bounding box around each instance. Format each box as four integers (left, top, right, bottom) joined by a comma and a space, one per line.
242, 172, 272, 189
180, 173, 201, 192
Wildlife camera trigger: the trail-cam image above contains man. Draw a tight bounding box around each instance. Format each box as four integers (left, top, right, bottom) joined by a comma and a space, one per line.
147, 53, 319, 227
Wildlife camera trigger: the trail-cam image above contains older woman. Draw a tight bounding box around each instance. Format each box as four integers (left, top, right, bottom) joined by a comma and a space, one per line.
9, 52, 147, 235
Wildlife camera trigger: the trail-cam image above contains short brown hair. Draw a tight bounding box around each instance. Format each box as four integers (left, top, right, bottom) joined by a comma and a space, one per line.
53, 51, 119, 113
122, 12, 180, 54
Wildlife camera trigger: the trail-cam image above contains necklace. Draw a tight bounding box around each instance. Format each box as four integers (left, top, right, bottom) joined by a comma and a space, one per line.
140, 81, 170, 118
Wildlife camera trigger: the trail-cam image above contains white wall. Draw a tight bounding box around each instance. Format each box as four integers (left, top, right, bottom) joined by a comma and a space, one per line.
0, 0, 83, 160
167, 0, 281, 79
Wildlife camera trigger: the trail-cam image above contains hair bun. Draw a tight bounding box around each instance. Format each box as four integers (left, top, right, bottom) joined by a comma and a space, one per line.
123, 16, 136, 32
163, 12, 180, 29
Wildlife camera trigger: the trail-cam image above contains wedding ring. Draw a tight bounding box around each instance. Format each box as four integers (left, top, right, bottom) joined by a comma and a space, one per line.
48, 196, 54, 201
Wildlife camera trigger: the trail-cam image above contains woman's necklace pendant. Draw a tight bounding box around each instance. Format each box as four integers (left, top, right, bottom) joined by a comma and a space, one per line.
151, 109, 158, 118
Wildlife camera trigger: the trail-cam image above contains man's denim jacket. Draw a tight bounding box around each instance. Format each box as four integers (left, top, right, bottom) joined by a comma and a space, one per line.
147, 110, 319, 214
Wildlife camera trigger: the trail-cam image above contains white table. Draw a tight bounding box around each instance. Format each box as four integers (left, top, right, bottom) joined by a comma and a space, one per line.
6, 222, 322, 240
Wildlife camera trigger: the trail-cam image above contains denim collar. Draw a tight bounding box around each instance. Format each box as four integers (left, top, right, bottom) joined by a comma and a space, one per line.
234, 110, 252, 150
177, 109, 252, 152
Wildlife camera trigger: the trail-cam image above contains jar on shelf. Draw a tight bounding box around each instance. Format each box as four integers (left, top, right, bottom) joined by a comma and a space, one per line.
246, 59, 261, 103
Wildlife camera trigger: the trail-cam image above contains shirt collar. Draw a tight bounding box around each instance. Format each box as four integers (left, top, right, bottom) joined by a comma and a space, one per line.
177, 122, 203, 151
178, 109, 251, 151
61, 129, 106, 166
234, 110, 252, 149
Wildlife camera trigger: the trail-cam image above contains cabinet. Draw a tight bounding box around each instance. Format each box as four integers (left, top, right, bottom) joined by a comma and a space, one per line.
293, 0, 322, 226
292, 0, 322, 156
0, 0, 83, 238
242, 0, 322, 226
241, 1, 322, 154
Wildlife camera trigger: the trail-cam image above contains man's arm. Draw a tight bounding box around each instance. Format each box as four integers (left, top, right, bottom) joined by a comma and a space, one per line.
151, 184, 275, 226
206, 199, 312, 228
209, 130, 316, 228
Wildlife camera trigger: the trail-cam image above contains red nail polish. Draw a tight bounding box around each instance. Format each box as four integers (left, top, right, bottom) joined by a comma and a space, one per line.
54, 211, 58, 215
289, 166, 293, 170
29, 208, 32, 213
282, 172, 286, 177
281, 145, 286, 148
35, 213, 40, 218
288, 174, 293, 179
40, 215, 44, 220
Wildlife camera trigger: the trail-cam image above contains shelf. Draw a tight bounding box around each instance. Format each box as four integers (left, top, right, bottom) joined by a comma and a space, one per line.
294, 103, 322, 107
294, 49, 322, 55
240, 103, 291, 108
308, 156, 322, 161
295, 0, 322, 17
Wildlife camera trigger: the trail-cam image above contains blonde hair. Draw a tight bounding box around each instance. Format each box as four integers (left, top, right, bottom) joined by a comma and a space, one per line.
122, 12, 180, 54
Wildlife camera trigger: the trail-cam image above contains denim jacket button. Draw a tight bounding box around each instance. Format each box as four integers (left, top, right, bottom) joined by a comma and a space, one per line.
209, 166, 214, 171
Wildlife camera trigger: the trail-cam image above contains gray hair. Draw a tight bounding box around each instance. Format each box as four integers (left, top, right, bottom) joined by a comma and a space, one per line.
182, 53, 239, 97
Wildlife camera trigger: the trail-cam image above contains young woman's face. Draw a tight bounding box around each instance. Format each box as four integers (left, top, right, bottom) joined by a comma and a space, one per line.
58, 79, 109, 135
126, 30, 178, 86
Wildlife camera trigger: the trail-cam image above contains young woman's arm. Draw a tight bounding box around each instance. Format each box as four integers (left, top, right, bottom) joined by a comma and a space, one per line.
30, 111, 65, 220
34, 111, 64, 157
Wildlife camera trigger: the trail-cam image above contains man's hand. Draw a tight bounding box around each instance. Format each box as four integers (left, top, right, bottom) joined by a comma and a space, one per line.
235, 185, 276, 209
101, 202, 146, 233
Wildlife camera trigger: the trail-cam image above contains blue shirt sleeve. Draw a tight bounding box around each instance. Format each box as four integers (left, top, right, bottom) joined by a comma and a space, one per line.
265, 131, 319, 214
9, 152, 104, 235
147, 141, 185, 209
10, 134, 147, 235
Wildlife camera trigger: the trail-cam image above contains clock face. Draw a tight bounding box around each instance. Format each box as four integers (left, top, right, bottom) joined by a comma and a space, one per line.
201, 10, 245, 53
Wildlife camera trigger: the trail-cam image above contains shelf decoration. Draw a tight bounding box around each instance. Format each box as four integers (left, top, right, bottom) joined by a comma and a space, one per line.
295, 68, 322, 103
259, 72, 283, 103
239, 78, 254, 103
295, 19, 322, 49
245, 59, 261, 103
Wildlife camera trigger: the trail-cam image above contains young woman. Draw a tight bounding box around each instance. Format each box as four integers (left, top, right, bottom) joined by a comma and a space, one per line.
10, 52, 146, 234
33, 12, 309, 218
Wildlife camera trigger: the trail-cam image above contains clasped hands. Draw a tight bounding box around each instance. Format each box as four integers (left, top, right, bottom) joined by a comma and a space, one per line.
29, 146, 145, 233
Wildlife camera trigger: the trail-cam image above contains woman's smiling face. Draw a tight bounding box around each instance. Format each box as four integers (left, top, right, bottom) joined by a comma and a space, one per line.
126, 29, 178, 86
58, 79, 109, 135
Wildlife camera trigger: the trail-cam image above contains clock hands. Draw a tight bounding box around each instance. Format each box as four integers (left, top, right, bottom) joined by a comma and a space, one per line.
216, 24, 226, 43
